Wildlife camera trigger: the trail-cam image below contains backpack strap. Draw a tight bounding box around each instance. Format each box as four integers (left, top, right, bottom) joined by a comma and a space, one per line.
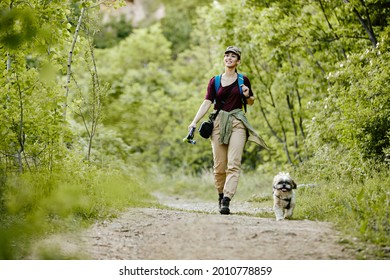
237, 73, 244, 94
237, 73, 247, 113
214, 74, 222, 104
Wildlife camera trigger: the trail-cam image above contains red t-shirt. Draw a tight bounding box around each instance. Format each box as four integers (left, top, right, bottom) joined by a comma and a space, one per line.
205, 75, 253, 112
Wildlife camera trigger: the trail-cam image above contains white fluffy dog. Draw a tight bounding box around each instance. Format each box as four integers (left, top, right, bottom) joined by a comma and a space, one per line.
272, 172, 297, 221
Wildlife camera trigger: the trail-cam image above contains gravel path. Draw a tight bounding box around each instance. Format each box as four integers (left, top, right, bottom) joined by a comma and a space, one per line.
31, 193, 356, 260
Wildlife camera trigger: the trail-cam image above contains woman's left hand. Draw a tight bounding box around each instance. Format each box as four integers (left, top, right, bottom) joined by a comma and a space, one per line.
241, 84, 250, 98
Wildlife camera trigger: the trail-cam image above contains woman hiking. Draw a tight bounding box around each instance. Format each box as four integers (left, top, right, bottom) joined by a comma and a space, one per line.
188, 46, 269, 215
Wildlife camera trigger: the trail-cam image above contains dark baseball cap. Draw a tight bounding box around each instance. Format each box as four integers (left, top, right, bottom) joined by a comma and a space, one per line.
225, 46, 241, 58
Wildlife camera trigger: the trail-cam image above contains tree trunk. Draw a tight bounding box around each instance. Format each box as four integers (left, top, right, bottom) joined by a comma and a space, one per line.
16, 76, 25, 173
64, 7, 86, 118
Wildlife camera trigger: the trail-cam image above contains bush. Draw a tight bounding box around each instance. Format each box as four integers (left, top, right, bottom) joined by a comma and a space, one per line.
309, 27, 390, 162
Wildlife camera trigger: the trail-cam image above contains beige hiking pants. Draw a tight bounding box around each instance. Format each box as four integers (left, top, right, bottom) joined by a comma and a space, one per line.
211, 114, 247, 199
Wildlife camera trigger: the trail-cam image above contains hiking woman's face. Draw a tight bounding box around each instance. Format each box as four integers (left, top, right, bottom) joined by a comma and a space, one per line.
224, 52, 240, 68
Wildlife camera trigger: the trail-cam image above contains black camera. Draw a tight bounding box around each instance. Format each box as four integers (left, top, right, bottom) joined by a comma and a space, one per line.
183, 127, 196, 144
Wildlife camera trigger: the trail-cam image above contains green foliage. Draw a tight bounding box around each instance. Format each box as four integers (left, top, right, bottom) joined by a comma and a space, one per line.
1, 0, 73, 173
0, 7, 39, 49
160, 0, 212, 58
308, 26, 390, 163
0, 57, 69, 172
93, 15, 133, 49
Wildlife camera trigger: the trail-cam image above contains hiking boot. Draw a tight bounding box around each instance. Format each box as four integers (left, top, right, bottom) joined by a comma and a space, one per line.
220, 197, 231, 215
218, 193, 224, 210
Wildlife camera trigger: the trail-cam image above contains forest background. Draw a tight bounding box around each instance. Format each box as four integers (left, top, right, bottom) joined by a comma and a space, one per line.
0, 0, 389, 259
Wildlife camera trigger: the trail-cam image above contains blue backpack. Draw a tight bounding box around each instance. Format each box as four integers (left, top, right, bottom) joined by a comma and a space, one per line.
214, 73, 247, 112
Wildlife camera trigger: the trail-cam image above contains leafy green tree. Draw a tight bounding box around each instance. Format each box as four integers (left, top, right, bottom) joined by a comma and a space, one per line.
0, 0, 124, 172
0, 0, 72, 172
308, 26, 390, 164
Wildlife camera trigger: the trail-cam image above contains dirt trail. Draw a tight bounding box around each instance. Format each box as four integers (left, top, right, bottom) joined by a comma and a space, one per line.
33, 194, 356, 260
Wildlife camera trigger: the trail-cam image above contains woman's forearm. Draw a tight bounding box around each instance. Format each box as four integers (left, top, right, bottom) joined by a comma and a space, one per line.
190, 99, 212, 127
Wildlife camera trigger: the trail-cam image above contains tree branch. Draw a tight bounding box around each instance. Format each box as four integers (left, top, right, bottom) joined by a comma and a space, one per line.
343, 0, 377, 47
317, 0, 347, 59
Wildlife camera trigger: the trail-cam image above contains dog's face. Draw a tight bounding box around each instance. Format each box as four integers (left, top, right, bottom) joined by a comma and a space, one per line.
272, 172, 297, 193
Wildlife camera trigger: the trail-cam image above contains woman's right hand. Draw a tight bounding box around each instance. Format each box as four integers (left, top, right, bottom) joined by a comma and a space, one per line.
188, 122, 197, 132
